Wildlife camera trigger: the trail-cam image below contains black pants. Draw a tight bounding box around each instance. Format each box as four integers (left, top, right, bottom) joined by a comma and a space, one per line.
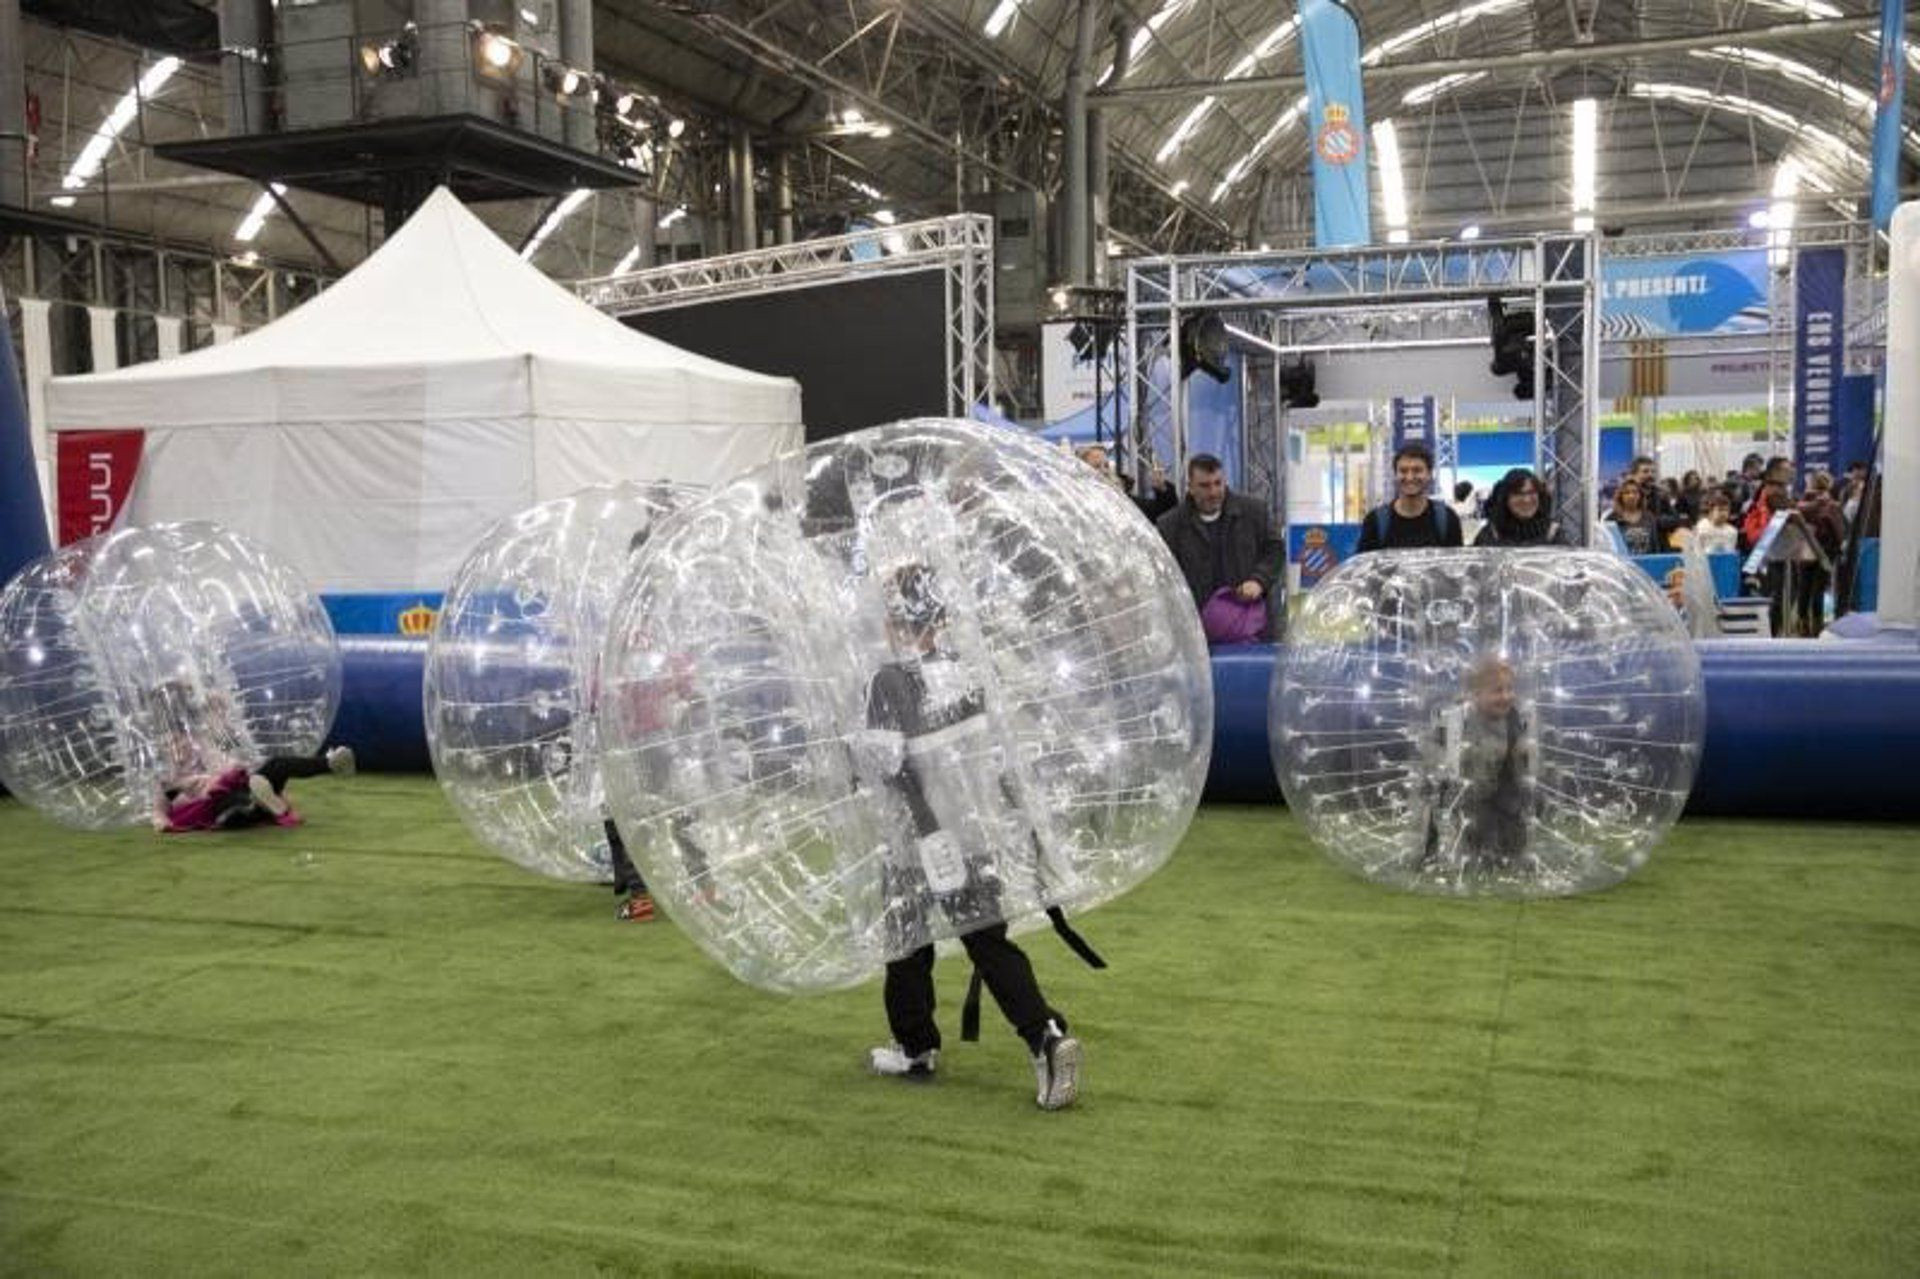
258, 754, 330, 793
607, 816, 715, 896
605, 819, 645, 895
209, 755, 329, 828
885, 923, 1060, 1057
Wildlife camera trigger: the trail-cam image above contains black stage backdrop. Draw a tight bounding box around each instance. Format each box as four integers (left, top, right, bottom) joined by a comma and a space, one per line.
621, 270, 949, 441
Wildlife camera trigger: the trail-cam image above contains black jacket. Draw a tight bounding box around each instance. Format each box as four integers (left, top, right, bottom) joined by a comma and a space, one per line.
1155, 491, 1284, 608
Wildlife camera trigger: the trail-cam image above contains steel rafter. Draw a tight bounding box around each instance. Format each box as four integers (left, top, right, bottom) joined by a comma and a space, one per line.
578, 212, 994, 417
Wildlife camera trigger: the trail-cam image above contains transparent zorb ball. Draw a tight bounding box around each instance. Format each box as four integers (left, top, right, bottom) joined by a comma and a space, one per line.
0, 522, 340, 830
1273, 549, 1703, 897
424, 482, 696, 881
598, 419, 1213, 992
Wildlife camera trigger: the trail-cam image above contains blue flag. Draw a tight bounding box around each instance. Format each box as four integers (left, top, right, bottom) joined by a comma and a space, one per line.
1872, 0, 1907, 231
1792, 248, 1846, 478
1300, 0, 1370, 248
1389, 396, 1436, 464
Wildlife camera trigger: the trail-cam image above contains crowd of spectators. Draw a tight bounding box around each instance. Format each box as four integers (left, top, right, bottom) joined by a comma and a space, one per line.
1075, 436, 1877, 644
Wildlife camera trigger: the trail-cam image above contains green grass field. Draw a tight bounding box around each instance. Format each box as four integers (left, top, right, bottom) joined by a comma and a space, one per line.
3, 778, 1917, 1277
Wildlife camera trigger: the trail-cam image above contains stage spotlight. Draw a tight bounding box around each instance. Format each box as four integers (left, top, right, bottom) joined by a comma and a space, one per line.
544, 63, 583, 96
667, 117, 687, 139
1279, 359, 1319, 409
363, 24, 417, 76
1487, 296, 1536, 400
1177, 312, 1231, 384
476, 29, 522, 74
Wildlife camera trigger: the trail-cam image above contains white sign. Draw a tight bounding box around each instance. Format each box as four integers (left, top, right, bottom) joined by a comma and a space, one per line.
1040, 322, 1100, 423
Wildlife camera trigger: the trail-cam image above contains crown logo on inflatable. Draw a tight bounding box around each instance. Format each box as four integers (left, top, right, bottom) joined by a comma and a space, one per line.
398, 602, 439, 637
1324, 104, 1350, 126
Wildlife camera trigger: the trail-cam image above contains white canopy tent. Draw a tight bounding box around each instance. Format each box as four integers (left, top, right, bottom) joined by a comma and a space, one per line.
45, 187, 803, 594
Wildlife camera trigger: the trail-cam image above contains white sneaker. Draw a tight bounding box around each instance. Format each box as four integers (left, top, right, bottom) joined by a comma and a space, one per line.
868, 1043, 938, 1079
1031, 1021, 1081, 1111
325, 745, 356, 776
247, 773, 290, 817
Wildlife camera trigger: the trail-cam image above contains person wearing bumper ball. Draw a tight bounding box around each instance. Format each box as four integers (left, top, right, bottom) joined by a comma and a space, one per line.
1418, 656, 1537, 882
863, 562, 1083, 1111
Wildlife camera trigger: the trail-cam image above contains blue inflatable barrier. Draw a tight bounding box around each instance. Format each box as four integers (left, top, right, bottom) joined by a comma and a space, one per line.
1687, 639, 1920, 818
332, 636, 1920, 818
1202, 642, 1920, 817
1207, 648, 1283, 803
328, 638, 430, 772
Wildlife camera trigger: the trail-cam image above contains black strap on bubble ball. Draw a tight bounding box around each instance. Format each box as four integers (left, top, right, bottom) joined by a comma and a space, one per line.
959, 908, 1108, 1043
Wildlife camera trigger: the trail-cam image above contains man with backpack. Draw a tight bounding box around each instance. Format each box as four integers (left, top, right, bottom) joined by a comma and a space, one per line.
1356, 443, 1465, 553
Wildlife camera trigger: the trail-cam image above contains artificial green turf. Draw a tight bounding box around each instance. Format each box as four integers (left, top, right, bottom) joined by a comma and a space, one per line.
2, 780, 1917, 1277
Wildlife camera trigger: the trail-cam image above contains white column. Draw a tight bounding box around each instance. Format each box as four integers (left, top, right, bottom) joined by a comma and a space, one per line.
86, 306, 118, 373
155, 316, 184, 362
19, 297, 52, 536
211, 322, 238, 345
1881, 202, 1919, 627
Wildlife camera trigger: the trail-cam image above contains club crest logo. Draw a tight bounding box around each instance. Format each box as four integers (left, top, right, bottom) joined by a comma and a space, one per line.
1298, 526, 1339, 587
398, 602, 440, 637
1317, 103, 1361, 166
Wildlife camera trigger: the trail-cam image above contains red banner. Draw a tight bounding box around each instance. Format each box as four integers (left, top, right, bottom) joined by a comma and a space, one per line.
56, 430, 144, 545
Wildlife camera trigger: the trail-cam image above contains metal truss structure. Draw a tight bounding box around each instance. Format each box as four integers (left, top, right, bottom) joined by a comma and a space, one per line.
1, 226, 329, 376
579, 213, 994, 419
1126, 234, 1600, 546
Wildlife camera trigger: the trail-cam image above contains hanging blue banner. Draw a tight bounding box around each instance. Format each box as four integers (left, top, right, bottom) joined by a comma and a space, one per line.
1599, 250, 1770, 339
1835, 374, 1879, 477
1872, 0, 1907, 231
1390, 395, 1436, 460
0, 285, 52, 586
1792, 247, 1846, 479
1300, 0, 1370, 248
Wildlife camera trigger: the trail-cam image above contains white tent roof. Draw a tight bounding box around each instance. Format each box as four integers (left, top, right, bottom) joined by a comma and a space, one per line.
46, 186, 800, 428
40, 188, 803, 594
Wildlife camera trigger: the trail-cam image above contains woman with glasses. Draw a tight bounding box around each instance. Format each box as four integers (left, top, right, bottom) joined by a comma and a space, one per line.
1472, 468, 1568, 547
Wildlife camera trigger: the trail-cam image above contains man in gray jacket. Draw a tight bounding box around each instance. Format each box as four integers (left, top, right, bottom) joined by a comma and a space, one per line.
1154, 453, 1284, 618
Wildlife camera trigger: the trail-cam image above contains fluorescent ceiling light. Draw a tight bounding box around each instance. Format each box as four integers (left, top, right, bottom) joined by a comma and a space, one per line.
658, 206, 687, 230
1373, 119, 1409, 233
613, 244, 642, 274
1768, 158, 1801, 265
983, 0, 1019, 38
63, 56, 181, 191
1571, 97, 1597, 217
234, 182, 288, 242
1572, 214, 1595, 233
520, 188, 591, 260
1460, 224, 1482, 240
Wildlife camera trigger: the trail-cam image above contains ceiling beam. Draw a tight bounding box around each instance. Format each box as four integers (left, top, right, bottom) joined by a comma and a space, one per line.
1090, 17, 1879, 107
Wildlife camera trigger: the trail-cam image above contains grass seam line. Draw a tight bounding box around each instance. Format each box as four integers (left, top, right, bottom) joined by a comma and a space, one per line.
1441, 901, 1526, 1278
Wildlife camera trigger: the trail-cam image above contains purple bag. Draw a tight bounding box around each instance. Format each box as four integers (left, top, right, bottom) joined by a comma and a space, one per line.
1200, 587, 1267, 644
